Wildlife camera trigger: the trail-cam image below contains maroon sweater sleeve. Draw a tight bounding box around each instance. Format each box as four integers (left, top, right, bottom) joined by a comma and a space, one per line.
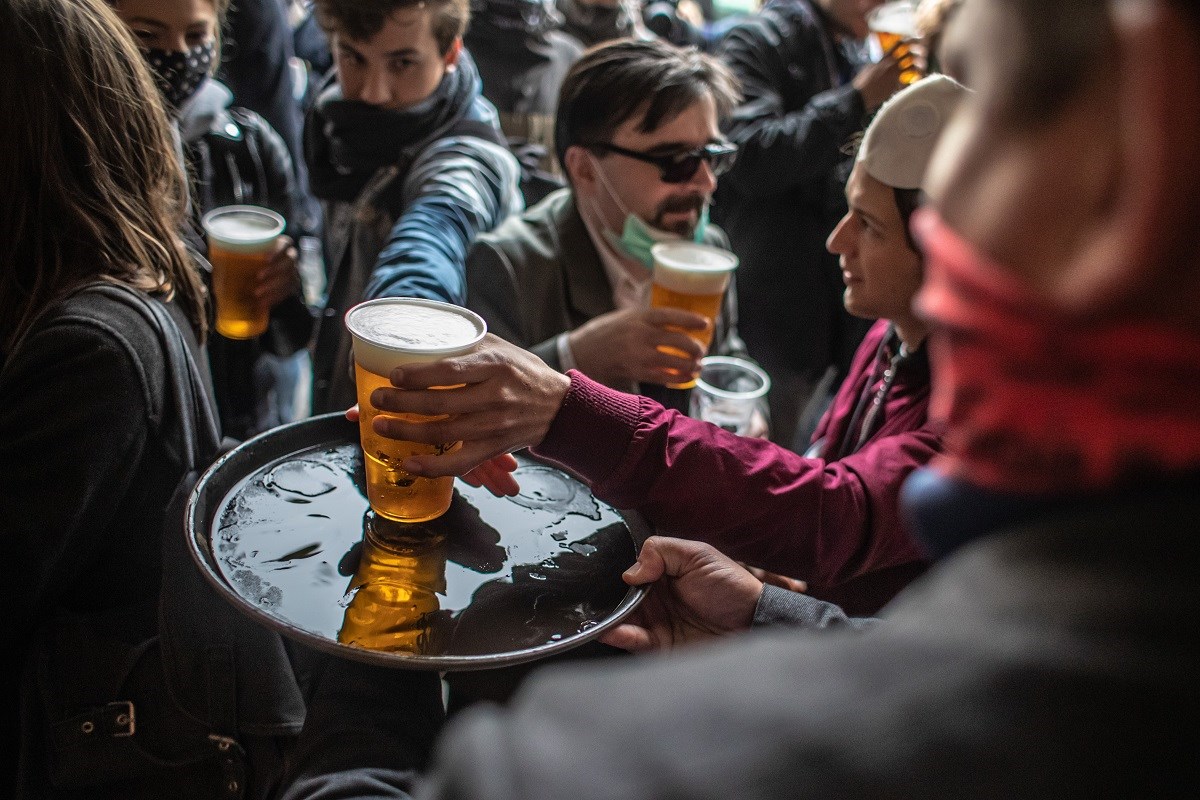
533, 371, 933, 590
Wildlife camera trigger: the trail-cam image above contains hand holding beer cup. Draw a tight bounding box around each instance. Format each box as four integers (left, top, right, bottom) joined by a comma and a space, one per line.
346, 298, 488, 523
853, 41, 907, 111
367, 334, 572, 479
648, 242, 738, 389
867, 1, 923, 88
201, 205, 286, 339
567, 306, 708, 388
346, 404, 522, 498
254, 235, 301, 310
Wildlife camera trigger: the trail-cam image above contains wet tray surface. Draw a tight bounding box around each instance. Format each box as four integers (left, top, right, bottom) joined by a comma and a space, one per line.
187, 414, 648, 670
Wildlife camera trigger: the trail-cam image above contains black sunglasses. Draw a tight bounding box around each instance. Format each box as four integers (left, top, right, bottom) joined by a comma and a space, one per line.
587, 141, 739, 184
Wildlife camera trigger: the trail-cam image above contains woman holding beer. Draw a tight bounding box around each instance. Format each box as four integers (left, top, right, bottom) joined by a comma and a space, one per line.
110, 0, 312, 441
0, 1, 291, 795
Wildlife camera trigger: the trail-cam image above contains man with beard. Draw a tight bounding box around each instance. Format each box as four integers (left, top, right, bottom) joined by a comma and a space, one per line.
464, 38, 749, 413
305, 0, 523, 413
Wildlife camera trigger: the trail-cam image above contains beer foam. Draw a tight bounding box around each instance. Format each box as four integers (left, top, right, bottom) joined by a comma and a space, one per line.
868, 1, 916, 37
651, 242, 738, 296
202, 206, 285, 253
346, 298, 486, 376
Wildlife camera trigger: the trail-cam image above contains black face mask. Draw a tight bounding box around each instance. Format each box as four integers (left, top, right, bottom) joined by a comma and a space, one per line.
145, 41, 215, 111
560, 0, 635, 46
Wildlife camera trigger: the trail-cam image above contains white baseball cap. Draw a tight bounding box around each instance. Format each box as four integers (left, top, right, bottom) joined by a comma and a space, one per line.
857, 74, 970, 191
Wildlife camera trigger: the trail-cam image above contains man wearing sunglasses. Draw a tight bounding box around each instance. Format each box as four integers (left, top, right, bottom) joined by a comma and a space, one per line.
464, 38, 751, 413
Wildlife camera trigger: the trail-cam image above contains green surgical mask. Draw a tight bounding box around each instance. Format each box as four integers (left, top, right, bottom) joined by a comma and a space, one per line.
589, 154, 711, 269
603, 206, 710, 269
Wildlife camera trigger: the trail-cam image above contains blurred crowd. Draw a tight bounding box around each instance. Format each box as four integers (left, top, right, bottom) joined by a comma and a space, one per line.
3, 0, 1197, 798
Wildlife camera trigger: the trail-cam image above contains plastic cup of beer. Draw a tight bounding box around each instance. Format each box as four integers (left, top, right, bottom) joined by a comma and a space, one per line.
345, 297, 487, 524
868, 0, 922, 85
201, 205, 285, 340
689, 356, 771, 436
649, 242, 738, 389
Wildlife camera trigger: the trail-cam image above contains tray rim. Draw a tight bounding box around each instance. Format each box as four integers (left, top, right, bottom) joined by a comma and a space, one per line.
184, 412, 650, 671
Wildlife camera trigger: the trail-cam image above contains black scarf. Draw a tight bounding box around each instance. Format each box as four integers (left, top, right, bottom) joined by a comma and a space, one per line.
306, 51, 483, 203
558, 0, 638, 47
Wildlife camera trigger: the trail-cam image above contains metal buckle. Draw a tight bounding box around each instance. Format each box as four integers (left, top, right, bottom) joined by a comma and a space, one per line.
108, 701, 136, 737
208, 734, 238, 753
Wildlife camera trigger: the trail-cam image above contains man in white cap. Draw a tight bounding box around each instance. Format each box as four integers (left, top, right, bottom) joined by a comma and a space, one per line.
606, 74, 970, 621
714, 0, 908, 454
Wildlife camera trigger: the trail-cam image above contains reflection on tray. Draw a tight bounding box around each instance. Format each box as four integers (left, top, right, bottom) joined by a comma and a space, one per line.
336, 514, 634, 657
338, 521, 448, 654
208, 441, 640, 665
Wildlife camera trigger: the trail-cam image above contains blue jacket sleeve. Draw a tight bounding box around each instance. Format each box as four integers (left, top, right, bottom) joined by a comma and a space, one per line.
365, 136, 523, 305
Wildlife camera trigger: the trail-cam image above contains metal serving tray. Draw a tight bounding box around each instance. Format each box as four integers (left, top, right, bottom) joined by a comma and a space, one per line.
185, 413, 648, 671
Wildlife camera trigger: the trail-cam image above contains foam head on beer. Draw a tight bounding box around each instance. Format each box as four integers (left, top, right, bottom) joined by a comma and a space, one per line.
650, 242, 738, 296
346, 298, 487, 376
869, 1, 917, 38
202, 206, 284, 252
345, 298, 488, 524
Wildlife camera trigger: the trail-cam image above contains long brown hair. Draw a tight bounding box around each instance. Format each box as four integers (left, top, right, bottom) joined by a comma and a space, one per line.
0, 0, 207, 356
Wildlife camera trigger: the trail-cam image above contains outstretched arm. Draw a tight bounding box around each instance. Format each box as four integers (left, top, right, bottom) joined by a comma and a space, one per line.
366, 138, 522, 305
368, 339, 931, 588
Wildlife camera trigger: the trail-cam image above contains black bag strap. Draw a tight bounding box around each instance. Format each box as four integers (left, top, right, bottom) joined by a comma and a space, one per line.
76, 283, 306, 741
83, 282, 221, 470
94, 285, 308, 742
80, 285, 251, 732
22, 282, 257, 796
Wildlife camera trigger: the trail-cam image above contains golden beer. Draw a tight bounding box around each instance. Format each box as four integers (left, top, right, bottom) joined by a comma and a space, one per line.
338, 526, 447, 654
869, 1, 922, 85
649, 242, 738, 389
201, 206, 285, 340
345, 298, 486, 523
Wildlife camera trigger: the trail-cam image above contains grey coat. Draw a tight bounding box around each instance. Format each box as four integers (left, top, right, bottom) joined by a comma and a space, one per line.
281, 477, 1200, 799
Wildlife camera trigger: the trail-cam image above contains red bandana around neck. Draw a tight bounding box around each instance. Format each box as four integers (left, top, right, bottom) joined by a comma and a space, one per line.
912, 208, 1200, 494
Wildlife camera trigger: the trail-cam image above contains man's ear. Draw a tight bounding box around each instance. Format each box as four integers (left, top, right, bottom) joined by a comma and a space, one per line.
443, 37, 462, 70
563, 145, 595, 191
1064, 0, 1200, 316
